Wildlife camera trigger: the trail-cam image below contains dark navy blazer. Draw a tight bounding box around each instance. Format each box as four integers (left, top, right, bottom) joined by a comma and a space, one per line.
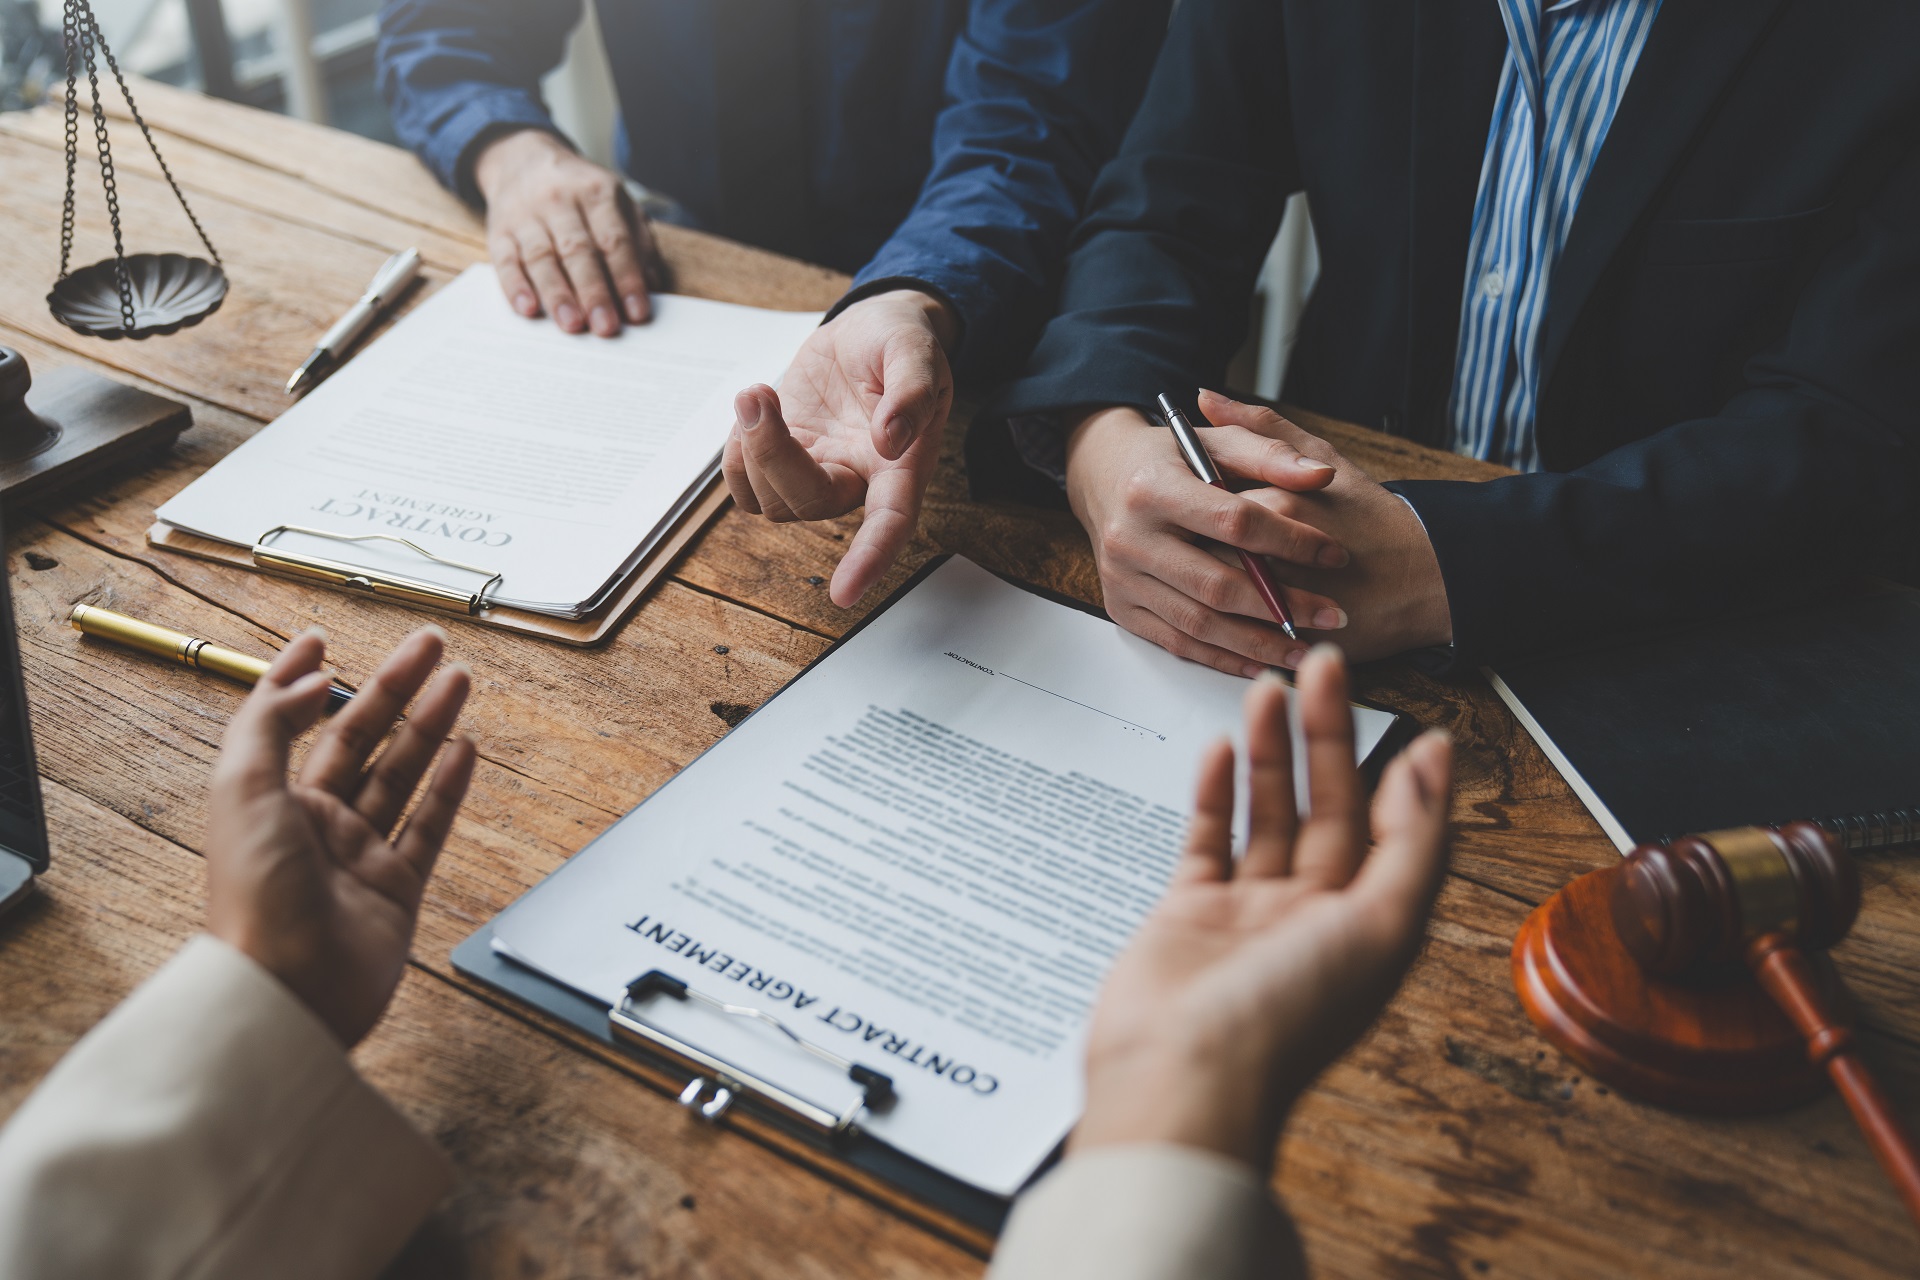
377, 0, 1169, 378
990, 0, 1920, 665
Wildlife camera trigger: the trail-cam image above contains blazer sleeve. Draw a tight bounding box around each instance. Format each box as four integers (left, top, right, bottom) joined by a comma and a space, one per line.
984, 0, 1297, 416
1389, 137, 1920, 665
0, 935, 451, 1280
986, 1145, 1305, 1280
376, 0, 583, 201
834, 0, 1173, 383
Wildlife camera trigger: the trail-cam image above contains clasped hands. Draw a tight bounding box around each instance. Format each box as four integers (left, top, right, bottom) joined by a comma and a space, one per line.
1067, 391, 1455, 677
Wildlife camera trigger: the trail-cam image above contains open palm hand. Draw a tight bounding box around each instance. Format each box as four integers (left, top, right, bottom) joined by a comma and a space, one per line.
722, 289, 956, 607
206, 627, 475, 1047
1076, 648, 1451, 1169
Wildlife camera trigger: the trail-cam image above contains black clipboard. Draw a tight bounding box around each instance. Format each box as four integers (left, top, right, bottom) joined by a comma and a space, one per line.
453, 554, 1417, 1240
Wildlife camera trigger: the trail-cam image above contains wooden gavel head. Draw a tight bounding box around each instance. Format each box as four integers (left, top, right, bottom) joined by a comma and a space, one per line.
1611, 822, 1860, 975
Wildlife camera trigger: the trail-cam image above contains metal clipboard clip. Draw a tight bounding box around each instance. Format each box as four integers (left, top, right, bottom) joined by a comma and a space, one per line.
252, 525, 504, 616
611, 970, 896, 1143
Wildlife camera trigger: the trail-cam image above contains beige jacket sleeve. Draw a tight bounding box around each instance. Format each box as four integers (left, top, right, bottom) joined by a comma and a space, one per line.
987, 1144, 1306, 1280
0, 934, 452, 1280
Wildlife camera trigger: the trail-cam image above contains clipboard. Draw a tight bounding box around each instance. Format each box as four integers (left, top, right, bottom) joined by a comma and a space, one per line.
145, 479, 730, 647
452, 555, 1418, 1242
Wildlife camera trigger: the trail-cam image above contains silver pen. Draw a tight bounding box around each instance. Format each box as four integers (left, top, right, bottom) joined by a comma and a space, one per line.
286, 247, 423, 396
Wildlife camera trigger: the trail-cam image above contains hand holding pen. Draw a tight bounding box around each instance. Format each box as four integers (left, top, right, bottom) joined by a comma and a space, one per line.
1155, 392, 1347, 666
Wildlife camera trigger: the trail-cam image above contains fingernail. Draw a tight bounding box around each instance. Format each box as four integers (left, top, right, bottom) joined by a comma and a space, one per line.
302, 625, 328, 642
884, 413, 909, 453
1297, 457, 1335, 472
1281, 648, 1307, 670
556, 302, 581, 330
514, 293, 538, 317
625, 294, 645, 323
1312, 607, 1347, 630
447, 661, 473, 678
1256, 667, 1288, 685
590, 305, 616, 335
1317, 544, 1349, 568
1423, 727, 1453, 745
1243, 662, 1269, 679
1309, 641, 1343, 664
740, 396, 763, 430
423, 624, 448, 642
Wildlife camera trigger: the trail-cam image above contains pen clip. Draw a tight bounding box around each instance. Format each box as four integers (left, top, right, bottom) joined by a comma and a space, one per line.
1156, 393, 1223, 485
367, 248, 422, 303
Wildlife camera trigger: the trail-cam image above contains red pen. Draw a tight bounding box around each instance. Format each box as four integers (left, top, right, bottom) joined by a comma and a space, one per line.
1157, 393, 1299, 642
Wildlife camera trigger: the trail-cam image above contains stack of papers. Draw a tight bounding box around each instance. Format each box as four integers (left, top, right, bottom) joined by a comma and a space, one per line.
156, 266, 822, 618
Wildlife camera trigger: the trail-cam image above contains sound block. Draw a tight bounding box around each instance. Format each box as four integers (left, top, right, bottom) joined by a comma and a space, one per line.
0, 349, 189, 506
1513, 865, 1839, 1113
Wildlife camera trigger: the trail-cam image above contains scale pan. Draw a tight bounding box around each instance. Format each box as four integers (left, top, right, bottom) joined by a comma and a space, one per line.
47, 253, 228, 340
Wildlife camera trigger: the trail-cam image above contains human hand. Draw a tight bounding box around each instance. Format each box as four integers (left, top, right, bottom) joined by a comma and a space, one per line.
205, 627, 477, 1047
1064, 402, 1350, 677
1193, 391, 1452, 661
473, 127, 663, 336
1074, 647, 1451, 1170
722, 289, 958, 606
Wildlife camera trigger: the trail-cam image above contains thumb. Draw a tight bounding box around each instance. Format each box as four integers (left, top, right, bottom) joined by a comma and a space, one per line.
212, 630, 334, 806
869, 329, 951, 461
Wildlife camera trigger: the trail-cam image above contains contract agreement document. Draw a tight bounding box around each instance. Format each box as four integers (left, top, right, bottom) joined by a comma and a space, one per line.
155, 266, 821, 616
490, 557, 1403, 1196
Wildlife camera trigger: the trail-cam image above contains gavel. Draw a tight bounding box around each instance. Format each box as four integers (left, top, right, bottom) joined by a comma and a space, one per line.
1611, 822, 1920, 1227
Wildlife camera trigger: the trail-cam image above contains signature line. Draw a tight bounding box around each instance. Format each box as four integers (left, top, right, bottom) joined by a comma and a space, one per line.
994, 670, 1166, 741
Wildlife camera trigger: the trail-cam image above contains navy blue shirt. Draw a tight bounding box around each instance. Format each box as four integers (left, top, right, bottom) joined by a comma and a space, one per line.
377, 0, 1168, 378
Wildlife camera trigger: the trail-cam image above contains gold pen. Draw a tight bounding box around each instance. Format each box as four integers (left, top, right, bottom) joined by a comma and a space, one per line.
69, 605, 353, 712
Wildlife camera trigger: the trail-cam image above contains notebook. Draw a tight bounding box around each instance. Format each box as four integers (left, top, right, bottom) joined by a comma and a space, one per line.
475, 556, 1411, 1202
153, 266, 821, 619
1487, 585, 1920, 853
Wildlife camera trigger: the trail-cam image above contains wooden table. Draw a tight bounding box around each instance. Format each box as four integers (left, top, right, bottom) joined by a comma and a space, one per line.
0, 81, 1915, 1279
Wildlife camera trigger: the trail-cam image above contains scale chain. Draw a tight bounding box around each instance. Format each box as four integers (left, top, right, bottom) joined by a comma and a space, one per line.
78, 12, 136, 331
57, 0, 79, 281
81, 5, 223, 269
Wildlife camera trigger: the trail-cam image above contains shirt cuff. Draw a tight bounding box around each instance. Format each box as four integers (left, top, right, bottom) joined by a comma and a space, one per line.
987, 1145, 1304, 1280
424, 88, 562, 204
1006, 414, 1069, 489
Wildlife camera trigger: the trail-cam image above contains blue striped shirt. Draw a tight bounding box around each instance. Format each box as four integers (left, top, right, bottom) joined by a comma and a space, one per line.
1447, 0, 1663, 471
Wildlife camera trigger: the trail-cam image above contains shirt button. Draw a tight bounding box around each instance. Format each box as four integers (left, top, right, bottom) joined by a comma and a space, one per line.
1481, 268, 1505, 299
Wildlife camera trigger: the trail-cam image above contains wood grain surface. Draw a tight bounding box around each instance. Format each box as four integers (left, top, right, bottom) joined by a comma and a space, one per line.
0, 80, 1915, 1277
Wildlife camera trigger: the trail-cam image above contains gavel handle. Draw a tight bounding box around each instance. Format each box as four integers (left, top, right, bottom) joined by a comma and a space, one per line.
1747, 933, 1920, 1229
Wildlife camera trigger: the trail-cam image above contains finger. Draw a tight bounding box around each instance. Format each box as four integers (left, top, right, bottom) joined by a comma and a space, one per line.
515, 223, 584, 333
1352, 730, 1453, 941
1172, 737, 1236, 885
488, 235, 541, 319
298, 627, 446, 798
353, 662, 473, 835
829, 457, 929, 607
869, 328, 951, 461
549, 203, 621, 337
212, 632, 333, 802
1112, 599, 1280, 681
1238, 674, 1299, 878
1128, 574, 1310, 676
394, 735, 478, 883
1195, 389, 1340, 491
721, 426, 761, 514
736, 385, 864, 522
1164, 540, 1347, 634
1164, 479, 1347, 569
1290, 644, 1365, 887
582, 188, 649, 326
